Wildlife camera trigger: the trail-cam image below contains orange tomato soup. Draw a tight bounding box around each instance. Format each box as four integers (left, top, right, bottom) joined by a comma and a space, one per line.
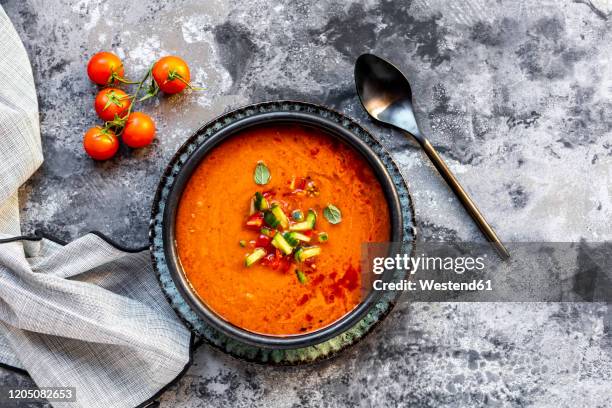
175, 124, 390, 335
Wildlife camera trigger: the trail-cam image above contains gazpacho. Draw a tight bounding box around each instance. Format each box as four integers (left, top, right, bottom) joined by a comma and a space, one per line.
175, 124, 390, 335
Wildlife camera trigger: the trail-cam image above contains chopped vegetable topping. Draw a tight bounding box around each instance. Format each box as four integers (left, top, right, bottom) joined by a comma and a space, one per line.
245, 213, 264, 229
291, 209, 304, 221
245, 248, 266, 267
283, 232, 299, 247
243, 166, 328, 282
260, 227, 274, 237
294, 246, 321, 262
249, 197, 256, 215
271, 232, 293, 255
283, 231, 310, 247
305, 179, 319, 197
290, 231, 311, 243
255, 234, 271, 248
323, 204, 342, 224
289, 209, 316, 231
254, 192, 269, 211
264, 211, 280, 228
254, 161, 271, 185
296, 269, 307, 284
270, 204, 289, 229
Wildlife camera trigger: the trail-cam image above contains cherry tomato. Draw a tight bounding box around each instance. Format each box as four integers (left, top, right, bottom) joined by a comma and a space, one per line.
83, 127, 119, 160
122, 112, 156, 148
152, 56, 191, 94
87, 52, 124, 85
94, 88, 131, 121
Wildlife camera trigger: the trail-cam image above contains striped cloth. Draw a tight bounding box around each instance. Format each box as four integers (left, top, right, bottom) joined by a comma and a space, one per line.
0, 6, 191, 408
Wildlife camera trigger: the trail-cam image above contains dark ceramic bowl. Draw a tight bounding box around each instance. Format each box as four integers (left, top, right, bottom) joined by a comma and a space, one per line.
150, 101, 416, 363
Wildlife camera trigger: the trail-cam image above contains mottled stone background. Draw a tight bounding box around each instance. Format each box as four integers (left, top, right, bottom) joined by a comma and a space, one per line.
1, 0, 611, 406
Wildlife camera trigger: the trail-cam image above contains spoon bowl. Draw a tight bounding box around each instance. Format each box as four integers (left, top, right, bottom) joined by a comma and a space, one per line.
355, 54, 421, 138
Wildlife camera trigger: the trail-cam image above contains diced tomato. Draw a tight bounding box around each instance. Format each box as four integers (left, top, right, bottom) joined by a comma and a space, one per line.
261, 249, 282, 269
255, 234, 271, 248
261, 250, 293, 272
245, 213, 264, 230
278, 256, 292, 273
260, 253, 275, 267
289, 177, 307, 192
304, 257, 316, 266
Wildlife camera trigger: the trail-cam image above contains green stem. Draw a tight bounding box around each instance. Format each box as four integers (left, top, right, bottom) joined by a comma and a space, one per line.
114, 76, 140, 85
116, 66, 152, 136
168, 70, 204, 91
175, 75, 204, 91
101, 66, 152, 135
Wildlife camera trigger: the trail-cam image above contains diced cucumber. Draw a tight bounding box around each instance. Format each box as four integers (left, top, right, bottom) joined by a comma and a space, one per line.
271, 204, 289, 229
283, 231, 310, 247
294, 246, 321, 262
260, 227, 274, 237
264, 211, 280, 228
292, 232, 311, 243
289, 221, 310, 231
249, 197, 256, 215
305, 209, 316, 225
271, 233, 293, 255
283, 232, 299, 247
245, 248, 266, 267
296, 269, 307, 284
293, 232, 311, 243
289, 209, 316, 231
317, 232, 328, 242
291, 209, 304, 221
254, 192, 269, 211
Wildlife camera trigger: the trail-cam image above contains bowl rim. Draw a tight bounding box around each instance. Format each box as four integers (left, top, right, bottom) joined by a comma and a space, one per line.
154, 103, 404, 349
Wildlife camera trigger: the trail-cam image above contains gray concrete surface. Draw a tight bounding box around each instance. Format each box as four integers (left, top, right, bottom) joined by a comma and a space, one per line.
1, 0, 611, 406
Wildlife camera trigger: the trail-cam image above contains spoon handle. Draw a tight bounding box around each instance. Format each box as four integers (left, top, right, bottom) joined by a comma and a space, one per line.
420, 138, 510, 260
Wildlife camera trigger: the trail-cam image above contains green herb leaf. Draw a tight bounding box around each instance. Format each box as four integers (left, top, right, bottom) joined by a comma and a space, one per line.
296, 269, 307, 284
254, 161, 271, 185
323, 204, 342, 224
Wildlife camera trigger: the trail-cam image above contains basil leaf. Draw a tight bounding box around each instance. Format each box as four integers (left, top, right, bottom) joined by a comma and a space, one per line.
254, 161, 271, 185
323, 204, 342, 224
